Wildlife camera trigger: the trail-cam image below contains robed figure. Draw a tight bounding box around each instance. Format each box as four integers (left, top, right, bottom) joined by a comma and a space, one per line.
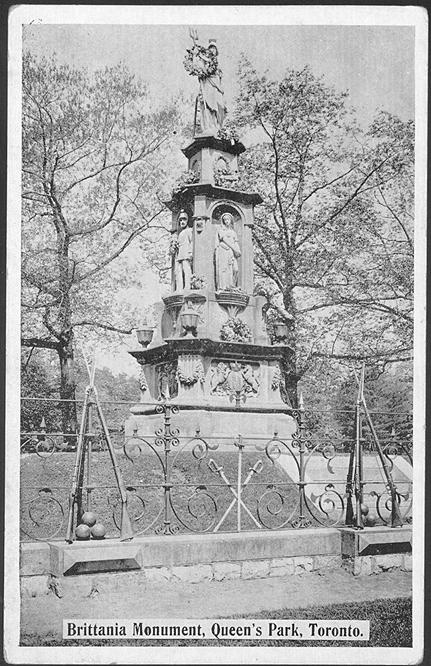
215, 213, 241, 290
184, 33, 227, 136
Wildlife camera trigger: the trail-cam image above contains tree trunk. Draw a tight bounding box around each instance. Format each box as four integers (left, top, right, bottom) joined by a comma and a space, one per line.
55, 231, 78, 435
59, 335, 77, 435
281, 253, 299, 408
284, 361, 299, 409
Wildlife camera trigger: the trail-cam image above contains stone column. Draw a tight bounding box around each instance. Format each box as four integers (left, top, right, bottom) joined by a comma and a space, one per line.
193, 195, 213, 290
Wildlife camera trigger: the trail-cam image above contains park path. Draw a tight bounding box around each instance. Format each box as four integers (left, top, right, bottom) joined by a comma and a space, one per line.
20, 568, 411, 642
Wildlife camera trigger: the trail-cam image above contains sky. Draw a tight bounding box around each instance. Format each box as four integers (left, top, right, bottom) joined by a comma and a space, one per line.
21, 23, 416, 376
23, 24, 415, 126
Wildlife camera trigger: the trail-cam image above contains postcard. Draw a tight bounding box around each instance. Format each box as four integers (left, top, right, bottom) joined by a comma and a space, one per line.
4, 5, 427, 664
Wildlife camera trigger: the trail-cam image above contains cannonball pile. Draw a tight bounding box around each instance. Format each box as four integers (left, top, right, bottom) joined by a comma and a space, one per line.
360, 503, 377, 527
75, 511, 106, 540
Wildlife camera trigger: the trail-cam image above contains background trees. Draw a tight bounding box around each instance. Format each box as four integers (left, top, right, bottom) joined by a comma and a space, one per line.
22, 53, 180, 430
21, 51, 414, 422
232, 59, 414, 406
21, 349, 139, 433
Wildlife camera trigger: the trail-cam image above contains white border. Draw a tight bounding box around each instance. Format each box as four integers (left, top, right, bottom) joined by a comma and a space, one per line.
5, 5, 427, 665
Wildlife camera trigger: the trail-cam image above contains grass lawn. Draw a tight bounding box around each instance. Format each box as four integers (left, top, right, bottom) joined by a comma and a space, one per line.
21, 450, 317, 539
20, 597, 411, 647
21, 447, 330, 540
21, 442, 406, 540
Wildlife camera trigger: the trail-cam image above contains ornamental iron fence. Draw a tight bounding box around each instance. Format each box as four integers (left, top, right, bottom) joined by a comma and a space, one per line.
19, 397, 413, 542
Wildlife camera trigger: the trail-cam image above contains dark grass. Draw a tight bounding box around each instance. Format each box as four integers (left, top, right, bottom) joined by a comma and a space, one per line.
20, 443, 408, 540
20, 448, 317, 540
20, 596, 411, 647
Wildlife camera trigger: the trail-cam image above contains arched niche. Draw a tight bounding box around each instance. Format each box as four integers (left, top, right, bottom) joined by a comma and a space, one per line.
210, 201, 243, 226
210, 202, 244, 291
190, 157, 201, 179
215, 156, 229, 171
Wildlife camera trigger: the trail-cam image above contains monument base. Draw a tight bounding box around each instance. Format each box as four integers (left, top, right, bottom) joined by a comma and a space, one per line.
126, 405, 296, 443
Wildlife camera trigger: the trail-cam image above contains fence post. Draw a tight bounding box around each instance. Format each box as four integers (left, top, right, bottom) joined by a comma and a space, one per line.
156, 400, 179, 535
295, 392, 309, 529
345, 416, 355, 526
235, 435, 244, 532
354, 398, 364, 529
86, 400, 93, 513
38, 417, 46, 453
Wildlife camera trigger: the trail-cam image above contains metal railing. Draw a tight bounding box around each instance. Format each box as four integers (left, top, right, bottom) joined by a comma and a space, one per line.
19, 396, 413, 542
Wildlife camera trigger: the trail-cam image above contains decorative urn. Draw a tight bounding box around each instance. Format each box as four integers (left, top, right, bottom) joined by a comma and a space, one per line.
273, 322, 289, 345
180, 309, 199, 338
135, 328, 154, 348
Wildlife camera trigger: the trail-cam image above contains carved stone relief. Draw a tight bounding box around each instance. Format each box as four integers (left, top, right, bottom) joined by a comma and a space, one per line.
210, 361, 260, 401
157, 361, 179, 400
177, 355, 205, 386
138, 367, 148, 393
193, 215, 208, 233
271, 364, 282, 391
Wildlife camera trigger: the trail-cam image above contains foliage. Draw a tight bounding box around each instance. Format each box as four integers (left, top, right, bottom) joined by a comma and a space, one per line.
21, 347, 139, 433
190, 273, 207, 289
220, 317, 252, 343
334, 364, 413, 414
21, 52, 180, 429
217, 123, 240, 143
172, 168, 200, 194
231, 59, 414, 405
21, 350, 61, 432
184, 45, 218, 78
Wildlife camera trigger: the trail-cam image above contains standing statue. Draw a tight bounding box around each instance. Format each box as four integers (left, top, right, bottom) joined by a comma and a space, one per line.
170, 210, 193, 291
215, 212, 241, 290
184, 30, 227, 136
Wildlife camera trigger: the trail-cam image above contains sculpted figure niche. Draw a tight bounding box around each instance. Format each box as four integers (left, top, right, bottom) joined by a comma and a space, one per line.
215, 212, 241, 290
170, 210, 193, 292
184, 30, 227, 136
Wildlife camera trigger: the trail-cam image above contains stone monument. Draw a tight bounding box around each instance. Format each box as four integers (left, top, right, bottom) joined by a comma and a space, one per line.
126, 32, 295, 441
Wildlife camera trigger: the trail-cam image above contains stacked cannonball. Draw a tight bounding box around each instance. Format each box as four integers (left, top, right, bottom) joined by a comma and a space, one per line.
360, 503, 377, 527
75, 512, 106, 540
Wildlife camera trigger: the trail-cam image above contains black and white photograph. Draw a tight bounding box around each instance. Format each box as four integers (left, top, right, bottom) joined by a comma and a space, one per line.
4, 5, 427, 664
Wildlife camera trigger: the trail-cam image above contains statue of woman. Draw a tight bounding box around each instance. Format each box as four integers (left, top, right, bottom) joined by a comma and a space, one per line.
215, 212, 241, 290
184, 35, 227, 136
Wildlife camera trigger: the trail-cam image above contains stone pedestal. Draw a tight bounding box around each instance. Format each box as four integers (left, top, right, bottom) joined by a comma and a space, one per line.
127, 338, 294, 442
129, 134, 294, 446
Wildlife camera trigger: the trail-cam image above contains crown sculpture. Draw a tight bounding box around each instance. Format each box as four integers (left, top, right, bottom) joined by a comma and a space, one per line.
127, 31, 294, 441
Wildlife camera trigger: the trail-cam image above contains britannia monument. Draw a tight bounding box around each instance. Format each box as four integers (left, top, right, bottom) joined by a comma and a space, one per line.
127, 32, 295, 441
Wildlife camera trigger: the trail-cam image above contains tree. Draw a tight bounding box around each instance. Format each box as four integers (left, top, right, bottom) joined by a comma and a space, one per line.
21, 53, 180, 431
21, 348, 140, 436
232, 60, 414, 406
21, 348, 61, 432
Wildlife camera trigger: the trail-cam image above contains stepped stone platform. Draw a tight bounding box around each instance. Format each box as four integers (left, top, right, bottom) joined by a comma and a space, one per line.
20, 525, 412, 593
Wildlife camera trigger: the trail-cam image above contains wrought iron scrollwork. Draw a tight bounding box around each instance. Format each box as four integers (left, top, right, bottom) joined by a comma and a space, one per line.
19, 395, 413, 541
22, 488, 65, 540
306, 483, 346, 527
257, 484, 300, 530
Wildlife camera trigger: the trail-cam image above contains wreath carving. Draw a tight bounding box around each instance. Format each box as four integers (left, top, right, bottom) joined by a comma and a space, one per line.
220, 318, 252, 343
